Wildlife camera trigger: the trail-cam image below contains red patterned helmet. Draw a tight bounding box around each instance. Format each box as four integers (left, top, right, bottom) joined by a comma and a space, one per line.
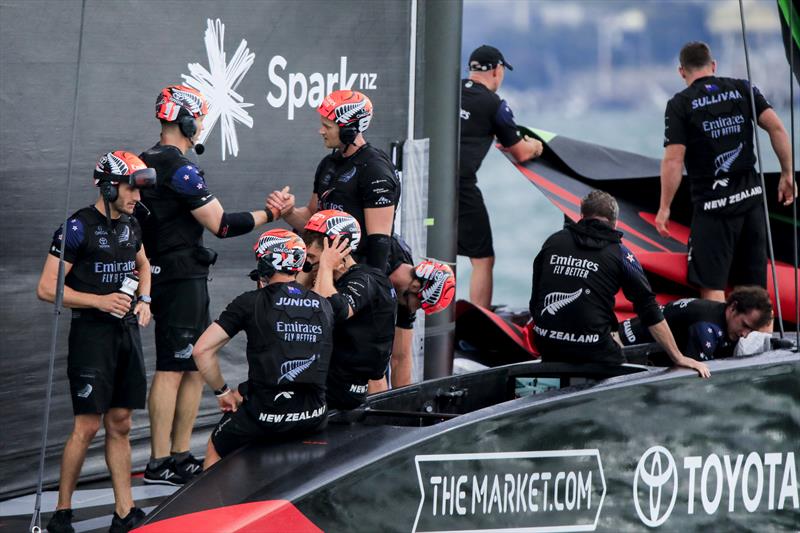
317, 90, 373, 133
93, 151, 156, 187
253, 229, 307, 275
304, 209, 362, 252
155, 85, 208, 121
414, 261, 455, 315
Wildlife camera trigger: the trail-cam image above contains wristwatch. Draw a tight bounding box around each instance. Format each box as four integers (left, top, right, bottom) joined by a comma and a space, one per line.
214, 384, 231, 397
138, 295, 152, 304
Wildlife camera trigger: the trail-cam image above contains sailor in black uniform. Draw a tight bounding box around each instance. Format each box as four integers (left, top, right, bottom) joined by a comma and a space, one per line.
302, 210, 397, 409
459, 45, 543, 308
37, 151, 155, 533
530, 190, 710, 378
139, 85, 280, 484
655, 41, 795, 302
619, 286, 773, 361
269, 90, 400, 273
192, 229, 334, 468
370, 236, 456, 391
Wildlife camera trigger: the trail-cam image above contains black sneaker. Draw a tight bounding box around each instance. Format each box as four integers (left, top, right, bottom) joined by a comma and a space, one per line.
109, 507, 146, 533
175, 453, 204, 479
46, 509, 74, 533
143, 457, 189, 486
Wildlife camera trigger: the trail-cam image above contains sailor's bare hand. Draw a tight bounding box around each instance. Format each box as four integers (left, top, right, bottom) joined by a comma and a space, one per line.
319, 235, 351, 271
680, 357, 711, 379
217, 390, 239, 413
96, 293, 133, 316
778, 173, 796, 206
528, 137, 544, 158
134, 300, 151, 327
655, 207, 671, 238
267, 186, 294, 216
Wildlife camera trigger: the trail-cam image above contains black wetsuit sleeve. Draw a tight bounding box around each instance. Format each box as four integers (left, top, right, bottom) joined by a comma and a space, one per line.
663, 98, 687, 147
337, 273, 371, 314
395, 304, 416, 329
131, 218, 143, 252
214, 292, 252, 338
358, 161, 399, 209
491, 99, 522, 148
326, 293, 350, 323
165, 164, 216, 210
530, 247, 545, 317
617, 244, 664, 327
49, 217, 85, 263
748, 83, 773, 116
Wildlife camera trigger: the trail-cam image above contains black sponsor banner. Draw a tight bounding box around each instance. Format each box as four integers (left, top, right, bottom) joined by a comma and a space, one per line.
413, 450, 605, 532
0, 0, 410, 497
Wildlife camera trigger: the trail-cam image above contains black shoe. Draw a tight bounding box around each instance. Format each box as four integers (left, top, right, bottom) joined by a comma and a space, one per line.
46, 509, 75, 533
143, 457, 189, 486
109, 507, 146, 533
175, 453, 204, 479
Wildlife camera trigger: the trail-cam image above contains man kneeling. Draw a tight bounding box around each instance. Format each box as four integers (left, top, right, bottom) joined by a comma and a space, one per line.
193, 229, 335, 468
619, 286, 773, 360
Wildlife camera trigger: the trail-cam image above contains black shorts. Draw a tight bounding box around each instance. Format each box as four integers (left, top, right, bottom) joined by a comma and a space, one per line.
67, 313, 147, 415
687, 205, 767, 290
457, 182, 494, 258
533, 332, 624, 366
151, 278, 210, 372
211, 398, 327, 458
325, 371, 368, 410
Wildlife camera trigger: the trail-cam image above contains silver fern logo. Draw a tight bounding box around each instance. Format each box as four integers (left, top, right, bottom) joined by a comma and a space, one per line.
182, 18, 255, 161
278, 354, 318, 383
541, 289, 583, 316
257, 235, 290, 256
97, 152, 129, 176
421, 271, 448, 305
327, 216, 361, 250
170, 88, 205, 116
713, 143, 743, 176
335, 100, 368, 128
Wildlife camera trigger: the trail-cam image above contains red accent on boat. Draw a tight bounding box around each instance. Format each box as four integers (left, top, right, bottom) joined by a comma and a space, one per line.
516, 164, 582, 206
133, 500, 322, 533
638, 211, 690, 245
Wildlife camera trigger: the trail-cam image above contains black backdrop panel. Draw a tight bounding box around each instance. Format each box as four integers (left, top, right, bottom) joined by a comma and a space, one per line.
0, 0, 411, 497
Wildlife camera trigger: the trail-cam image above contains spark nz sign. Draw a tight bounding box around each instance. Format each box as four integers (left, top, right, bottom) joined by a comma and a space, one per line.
266, 56, 379, 120
632, 446, 799, 527
413, 450, 606, 532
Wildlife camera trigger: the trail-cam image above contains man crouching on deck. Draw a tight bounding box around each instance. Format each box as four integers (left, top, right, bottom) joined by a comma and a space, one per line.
192, 229, 335, 468
529, 191, 710, 378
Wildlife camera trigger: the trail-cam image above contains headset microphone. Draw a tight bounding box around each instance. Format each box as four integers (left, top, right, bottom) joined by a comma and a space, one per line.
193, 142, 205, 155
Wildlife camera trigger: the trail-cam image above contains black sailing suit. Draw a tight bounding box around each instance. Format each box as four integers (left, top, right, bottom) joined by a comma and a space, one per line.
530, 219, 664, 365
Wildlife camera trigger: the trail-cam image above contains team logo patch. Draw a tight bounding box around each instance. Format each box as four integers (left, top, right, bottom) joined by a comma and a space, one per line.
278, 354, 319, 383
541, 289, 583, 316
713, 143, 743, 176
339, 167, 357, 183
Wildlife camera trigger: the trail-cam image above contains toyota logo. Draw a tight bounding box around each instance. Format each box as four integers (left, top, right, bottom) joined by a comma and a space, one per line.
633, 446, 678, 527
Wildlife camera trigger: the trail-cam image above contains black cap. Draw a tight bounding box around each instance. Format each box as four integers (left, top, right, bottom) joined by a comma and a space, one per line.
468, 45, 514, 72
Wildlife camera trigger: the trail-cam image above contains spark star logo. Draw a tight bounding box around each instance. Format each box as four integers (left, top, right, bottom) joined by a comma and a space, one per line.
182, 18, 255, 161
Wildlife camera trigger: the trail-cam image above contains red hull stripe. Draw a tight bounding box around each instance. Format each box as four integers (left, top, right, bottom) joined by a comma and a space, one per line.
134, 500, 322, 533
638, 211, 691, 245
519, 165, 669, 252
